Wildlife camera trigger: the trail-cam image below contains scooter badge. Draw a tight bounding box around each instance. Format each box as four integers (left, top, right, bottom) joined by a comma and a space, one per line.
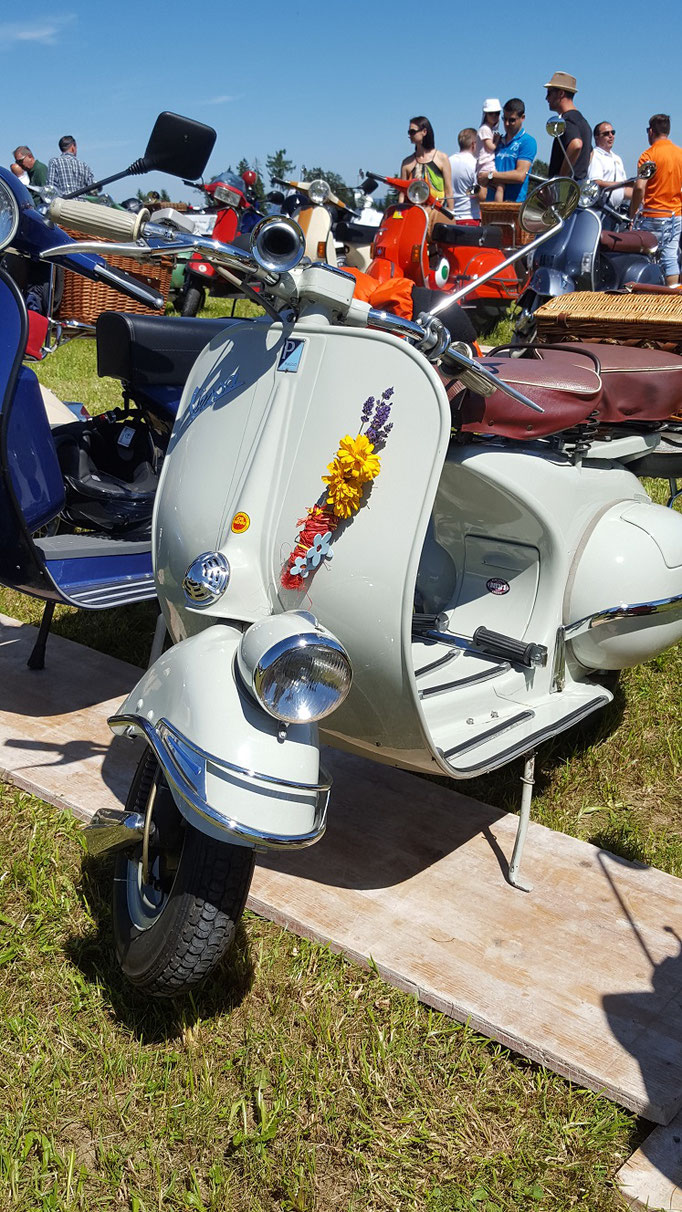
486, 578, 510, 595
231, 512, 250, 534
278, 339, 306, 373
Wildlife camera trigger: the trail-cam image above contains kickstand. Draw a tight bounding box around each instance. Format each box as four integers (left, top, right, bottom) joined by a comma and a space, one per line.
27, 600, 56, 670
148, 609, 167, 668
507, 750, 536, 892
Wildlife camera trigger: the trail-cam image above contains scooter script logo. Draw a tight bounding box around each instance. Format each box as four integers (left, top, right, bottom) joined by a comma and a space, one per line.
189, 367, 243, 417
486, 578, 510, 595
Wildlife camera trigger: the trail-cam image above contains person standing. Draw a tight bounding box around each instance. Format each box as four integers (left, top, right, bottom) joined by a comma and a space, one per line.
479, 98, 537, 202
545, 71, 592, 179
449, 128, 481, 224
588, 122, 631, 209
47, 135, 95, 196
630, 114, 682, 286
12, 146, 47, 187
400, 116, 454, 207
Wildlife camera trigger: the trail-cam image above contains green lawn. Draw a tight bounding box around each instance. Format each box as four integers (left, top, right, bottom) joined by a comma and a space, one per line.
0, 303, 680, 1209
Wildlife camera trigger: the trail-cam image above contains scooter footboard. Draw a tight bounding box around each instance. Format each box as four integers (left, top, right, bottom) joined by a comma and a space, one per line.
109, 625, 327, 848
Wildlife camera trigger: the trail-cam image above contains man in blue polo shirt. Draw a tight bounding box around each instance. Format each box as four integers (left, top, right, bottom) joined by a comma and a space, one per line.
479, 98, 537, 202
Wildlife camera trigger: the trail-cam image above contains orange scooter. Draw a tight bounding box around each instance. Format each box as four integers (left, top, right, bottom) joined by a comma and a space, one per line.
364, 171, 525, 334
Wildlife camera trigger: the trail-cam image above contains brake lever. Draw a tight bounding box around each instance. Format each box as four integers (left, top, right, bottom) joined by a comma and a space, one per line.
442, 343, 544, 413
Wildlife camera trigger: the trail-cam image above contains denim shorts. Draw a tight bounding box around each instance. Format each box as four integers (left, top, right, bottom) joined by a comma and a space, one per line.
634, 213, 682, 278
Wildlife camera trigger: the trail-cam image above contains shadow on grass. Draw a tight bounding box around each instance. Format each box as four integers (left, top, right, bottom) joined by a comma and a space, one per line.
66, 854, 255, 1039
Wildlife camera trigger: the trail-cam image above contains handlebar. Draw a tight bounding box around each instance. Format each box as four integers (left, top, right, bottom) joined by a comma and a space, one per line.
49, 197, 150, 241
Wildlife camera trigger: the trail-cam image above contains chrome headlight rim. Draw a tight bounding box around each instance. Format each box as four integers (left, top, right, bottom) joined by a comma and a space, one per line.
406, 178, 431, 206
578, 180, 600, 209
0, 178, 21, 254
308, 177, 331, 206
250, 631, 352, 724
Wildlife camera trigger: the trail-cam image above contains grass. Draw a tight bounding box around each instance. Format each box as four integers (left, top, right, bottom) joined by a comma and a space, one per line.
0, 300, 680, 1208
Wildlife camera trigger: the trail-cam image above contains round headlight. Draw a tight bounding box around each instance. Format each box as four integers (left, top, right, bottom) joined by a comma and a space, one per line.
308, 178, 331, 206
579, 181, 600, 208
406, 179, 431, 206
0, 177, 21, 253
238, 614, 352, 723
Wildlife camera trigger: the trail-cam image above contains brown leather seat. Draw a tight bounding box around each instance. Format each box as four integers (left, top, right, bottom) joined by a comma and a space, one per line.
443, 350, 602, 439
599, 229, 659, 254
548, 343, 682, 422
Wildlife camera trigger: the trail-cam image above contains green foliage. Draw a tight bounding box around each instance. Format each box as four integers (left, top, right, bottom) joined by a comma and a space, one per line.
265, 148, 296, 185
531, 158, 549, 179
236, 157, 265, 200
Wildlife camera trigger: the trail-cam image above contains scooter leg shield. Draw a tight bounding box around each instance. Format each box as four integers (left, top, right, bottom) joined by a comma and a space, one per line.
108, 625, 327, 849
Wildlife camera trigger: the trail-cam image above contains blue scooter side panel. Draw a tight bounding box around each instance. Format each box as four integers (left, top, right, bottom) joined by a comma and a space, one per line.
7, 368, 65, 532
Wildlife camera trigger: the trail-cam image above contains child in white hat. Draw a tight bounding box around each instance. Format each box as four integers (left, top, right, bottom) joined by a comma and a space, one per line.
476, 99, 503, 201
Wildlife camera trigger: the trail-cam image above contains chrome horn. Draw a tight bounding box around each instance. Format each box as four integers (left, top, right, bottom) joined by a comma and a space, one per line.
250, 216, 306, 274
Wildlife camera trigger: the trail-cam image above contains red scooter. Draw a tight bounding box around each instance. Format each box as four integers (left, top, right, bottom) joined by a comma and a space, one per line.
363, 172, 524, 334
174, 168, 263, 316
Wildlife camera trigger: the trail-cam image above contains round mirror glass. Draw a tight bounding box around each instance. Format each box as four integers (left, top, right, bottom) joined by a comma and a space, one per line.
546, 118, 566, 138
0, 179, 20, 252
520, 177, 580, 233
638, 160, 657, 180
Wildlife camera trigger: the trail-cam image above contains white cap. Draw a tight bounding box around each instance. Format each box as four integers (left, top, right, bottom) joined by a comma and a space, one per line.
482, 98, 502, 113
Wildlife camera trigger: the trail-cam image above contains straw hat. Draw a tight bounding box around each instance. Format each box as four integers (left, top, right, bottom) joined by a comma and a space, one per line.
482, 98, 502, 113
544, 71, 578, 93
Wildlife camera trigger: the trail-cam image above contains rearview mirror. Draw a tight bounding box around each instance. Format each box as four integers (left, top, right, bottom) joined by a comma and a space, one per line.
638, 160, 657, 180
142, 112, 217, 180
546, 118, 566, 139
520, 177, 580, 233
361, 176, 379, 194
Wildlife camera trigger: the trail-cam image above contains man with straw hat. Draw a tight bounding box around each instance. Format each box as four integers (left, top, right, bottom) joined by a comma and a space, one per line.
545, 70, 592, 180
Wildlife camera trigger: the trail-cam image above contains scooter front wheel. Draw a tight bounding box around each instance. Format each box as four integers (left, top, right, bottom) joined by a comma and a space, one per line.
177, 284, 206, 317
113, 750, 255, 997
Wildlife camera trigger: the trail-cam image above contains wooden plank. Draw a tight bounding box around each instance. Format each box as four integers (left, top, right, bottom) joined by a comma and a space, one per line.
2, 613, 682, 1125
617, 1110, 682, 1210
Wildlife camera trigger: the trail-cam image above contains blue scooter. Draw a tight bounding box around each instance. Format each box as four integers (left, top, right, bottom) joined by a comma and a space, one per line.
0, 112, 230, 669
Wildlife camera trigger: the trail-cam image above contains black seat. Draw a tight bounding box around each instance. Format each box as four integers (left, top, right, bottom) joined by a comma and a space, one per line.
96, 313, 239, 389
336, 221, 380, 245
431, 223, 503, 249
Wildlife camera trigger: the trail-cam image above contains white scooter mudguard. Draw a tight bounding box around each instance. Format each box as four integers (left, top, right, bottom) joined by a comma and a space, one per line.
110, 623, 327, 848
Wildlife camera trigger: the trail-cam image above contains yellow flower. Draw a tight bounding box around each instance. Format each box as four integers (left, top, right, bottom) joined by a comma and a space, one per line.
322, 463, 364, 518
335, 434, 381, 483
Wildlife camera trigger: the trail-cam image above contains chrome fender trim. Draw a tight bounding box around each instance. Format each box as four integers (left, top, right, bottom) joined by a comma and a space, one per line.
110, 713, 330, 849
107, 624, 327, 847
553, 590, 682, 690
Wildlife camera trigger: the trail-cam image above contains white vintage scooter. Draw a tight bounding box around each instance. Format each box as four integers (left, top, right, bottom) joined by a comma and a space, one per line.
44, 182, 682, 997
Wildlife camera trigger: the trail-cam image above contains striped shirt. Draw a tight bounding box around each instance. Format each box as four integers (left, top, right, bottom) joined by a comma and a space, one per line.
46, 152, 95, 196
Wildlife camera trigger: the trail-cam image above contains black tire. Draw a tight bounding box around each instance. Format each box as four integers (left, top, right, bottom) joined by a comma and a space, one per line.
113, 750, 255, 997
178, 284, 206, 317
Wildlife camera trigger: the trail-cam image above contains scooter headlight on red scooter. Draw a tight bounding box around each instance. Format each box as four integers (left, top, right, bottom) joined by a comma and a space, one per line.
406, 179, 430, 206
213, 185, 241, 207
0, 179, 20, 252
237, 612, 352, 724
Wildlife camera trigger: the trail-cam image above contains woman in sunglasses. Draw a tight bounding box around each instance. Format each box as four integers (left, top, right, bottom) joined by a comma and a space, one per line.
400, 116, 453, 207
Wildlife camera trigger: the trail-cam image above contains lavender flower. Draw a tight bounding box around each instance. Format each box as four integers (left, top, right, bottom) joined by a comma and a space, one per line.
382, 386, 395, 400
360, 396, 375, 425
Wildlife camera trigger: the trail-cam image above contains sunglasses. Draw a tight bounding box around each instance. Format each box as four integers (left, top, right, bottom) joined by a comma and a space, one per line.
408, 128, 423, 135
600, 129, 616, 136
503, 114, 521, 122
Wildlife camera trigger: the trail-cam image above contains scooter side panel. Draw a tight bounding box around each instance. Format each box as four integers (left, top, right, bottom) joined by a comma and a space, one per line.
153, 319, 452, 766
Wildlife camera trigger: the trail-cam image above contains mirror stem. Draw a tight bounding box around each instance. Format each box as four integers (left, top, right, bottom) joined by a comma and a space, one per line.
428, 218, 566, 314
63, 160, 150, 200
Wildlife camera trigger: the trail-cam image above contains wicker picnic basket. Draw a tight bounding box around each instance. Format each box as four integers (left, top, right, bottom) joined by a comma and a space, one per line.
479, 201, 532, 247
58, 227, 172, 324
535, 290, 682, 349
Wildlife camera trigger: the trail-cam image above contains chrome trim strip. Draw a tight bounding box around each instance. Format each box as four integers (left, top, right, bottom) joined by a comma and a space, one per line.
445, 696, 609, 776
443, 710, 535, 759
108, 714, 330, 850
420, 661, 512, 699
552, 591, 682, 690
413, 648, 458, 678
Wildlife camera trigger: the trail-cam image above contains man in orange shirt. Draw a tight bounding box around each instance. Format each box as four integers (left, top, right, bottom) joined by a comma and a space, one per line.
630, 113, 682, 285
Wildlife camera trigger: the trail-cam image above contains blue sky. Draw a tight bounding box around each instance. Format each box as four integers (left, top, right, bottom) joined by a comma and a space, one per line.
3, 1, 682, 202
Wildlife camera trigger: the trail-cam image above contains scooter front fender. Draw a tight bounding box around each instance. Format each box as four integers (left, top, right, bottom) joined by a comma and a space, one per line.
109, 625, 327, 849
530, 267, 575, 298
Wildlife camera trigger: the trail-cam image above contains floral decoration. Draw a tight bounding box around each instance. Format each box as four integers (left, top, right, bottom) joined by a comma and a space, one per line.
281, 389, 394, 590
